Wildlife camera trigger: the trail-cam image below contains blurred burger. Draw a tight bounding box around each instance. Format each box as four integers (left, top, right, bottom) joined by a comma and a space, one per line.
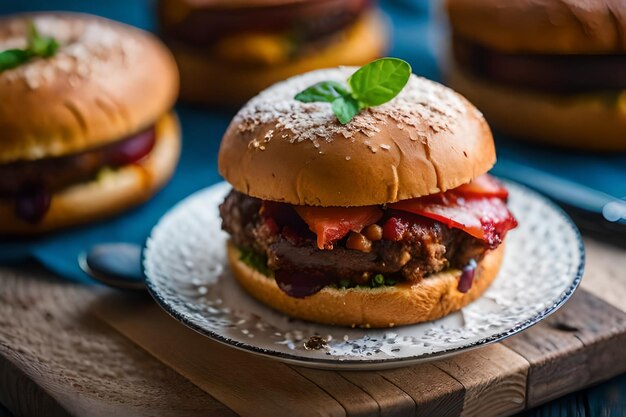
0, 13, 180, 235
218, 64, 517, 327
157, 0, 388, 105
445, 0, 626, 151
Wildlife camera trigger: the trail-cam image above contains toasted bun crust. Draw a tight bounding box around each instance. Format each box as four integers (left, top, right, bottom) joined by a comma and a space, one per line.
446, 0, 626, 54
0, 13, 179, 163
0, 113, 180, 236
227, 242, 504, 327
218, 67, 494, 207
447, 65, 626, 151
171, 11, 387, 105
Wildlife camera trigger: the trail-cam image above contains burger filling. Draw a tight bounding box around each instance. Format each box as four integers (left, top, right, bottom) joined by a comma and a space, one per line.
159, 0, 373, 65
0, 127, 156, 223
452, 35, 626, 94
220, 174, 517, 298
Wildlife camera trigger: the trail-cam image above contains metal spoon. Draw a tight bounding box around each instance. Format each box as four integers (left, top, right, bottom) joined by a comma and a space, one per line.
78, 243, 146, 290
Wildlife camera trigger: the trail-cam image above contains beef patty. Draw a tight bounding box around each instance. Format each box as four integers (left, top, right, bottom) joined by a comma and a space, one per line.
452, 35, 626, 93
220, 190, 489, 285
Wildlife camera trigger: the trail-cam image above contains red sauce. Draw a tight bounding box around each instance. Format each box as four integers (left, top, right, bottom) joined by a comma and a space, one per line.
458, 259, 477, 293
2, 127, 156, 224
274, 269, 333, 298
15, 184, 51, 223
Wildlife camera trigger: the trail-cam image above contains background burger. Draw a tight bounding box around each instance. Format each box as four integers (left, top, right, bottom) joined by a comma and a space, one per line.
0, 13, 180, 235
157, 0, 388, 105
218, 63, 518, 328
445, 0, 626, 151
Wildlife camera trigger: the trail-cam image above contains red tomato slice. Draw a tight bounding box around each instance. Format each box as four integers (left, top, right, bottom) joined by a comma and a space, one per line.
389, 195, 517, 248
294, 205, 383, 250
454, 174, 509, 199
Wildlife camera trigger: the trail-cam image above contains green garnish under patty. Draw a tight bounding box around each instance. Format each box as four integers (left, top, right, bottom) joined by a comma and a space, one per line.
239, 247, 273, 277
0, 23, 59, 73
238, 247, 399, 288
338, 274, 398, 289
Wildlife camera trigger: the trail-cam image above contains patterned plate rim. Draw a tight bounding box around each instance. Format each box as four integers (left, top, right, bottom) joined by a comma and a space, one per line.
143, 180, 585, 368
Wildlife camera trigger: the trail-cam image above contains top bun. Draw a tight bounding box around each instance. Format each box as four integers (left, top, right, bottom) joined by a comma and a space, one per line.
218, 67, 494, 207
0, 13, 179, 164
446, 0, 626, 54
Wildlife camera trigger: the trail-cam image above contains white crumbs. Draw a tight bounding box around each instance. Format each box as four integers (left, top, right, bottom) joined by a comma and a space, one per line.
0, 15, 141, 89
233, 67, 469, 147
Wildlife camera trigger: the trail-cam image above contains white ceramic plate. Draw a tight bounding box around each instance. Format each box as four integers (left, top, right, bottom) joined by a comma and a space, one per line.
144, 180, 584, 370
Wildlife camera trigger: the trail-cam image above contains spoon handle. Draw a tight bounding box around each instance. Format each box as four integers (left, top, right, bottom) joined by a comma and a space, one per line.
79, 243, 146, 291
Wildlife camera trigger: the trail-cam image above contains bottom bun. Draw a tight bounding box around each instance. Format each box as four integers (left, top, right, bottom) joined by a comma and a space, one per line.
227, 241, 505, 328
0, 112, 180, 235
172, 10, 388, 105
447, 64, 626, 151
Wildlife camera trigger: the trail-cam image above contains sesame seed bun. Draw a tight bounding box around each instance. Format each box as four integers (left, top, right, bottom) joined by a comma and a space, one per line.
447, 64, 626, 152
227, 241, 504, 327
0, 112, 180, 236
446, 0, 626, 54
0, 13, 179, 163
218, 67, 495, 207
166, 10, 388, 105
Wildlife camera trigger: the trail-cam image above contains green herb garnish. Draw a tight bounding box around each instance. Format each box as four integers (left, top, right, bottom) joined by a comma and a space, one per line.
239, 247, 273, 277
294, 57, 412, 125
335, 274, 399, 290
371, 273, 385, 288
384, 277, 397, 286
370, 274, 398, 288
337, 278, 353, 289
0, 23, 59, 73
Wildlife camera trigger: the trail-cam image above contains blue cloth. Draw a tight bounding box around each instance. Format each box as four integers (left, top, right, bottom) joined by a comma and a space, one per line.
1, 0, 624, 282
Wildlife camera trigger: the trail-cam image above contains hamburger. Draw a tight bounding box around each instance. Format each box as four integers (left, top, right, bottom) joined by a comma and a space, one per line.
218, 62, 518, 327
0, 13, 180, 235
445, 0, 626, 151
157, 0, 388, 105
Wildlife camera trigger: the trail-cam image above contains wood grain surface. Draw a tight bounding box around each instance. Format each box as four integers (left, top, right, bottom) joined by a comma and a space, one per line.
0, 237, 624, 417
0, 267, 235, 417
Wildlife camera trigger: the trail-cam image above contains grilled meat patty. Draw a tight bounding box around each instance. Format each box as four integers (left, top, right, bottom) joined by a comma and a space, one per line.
220, 190, 489, 285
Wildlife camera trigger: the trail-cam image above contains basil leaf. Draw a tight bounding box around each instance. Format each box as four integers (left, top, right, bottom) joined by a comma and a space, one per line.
0, 22, 60, 73
331, 95, 360, 125
294, 81, 350, 103
27, 23, 58, 58
30, 36, 58, 57
0, 49, 32, 72
348, 58, 411, 107
293, 58, 412, 125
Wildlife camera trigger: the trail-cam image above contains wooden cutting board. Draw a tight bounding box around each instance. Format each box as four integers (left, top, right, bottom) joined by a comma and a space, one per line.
0, 236, 625, 417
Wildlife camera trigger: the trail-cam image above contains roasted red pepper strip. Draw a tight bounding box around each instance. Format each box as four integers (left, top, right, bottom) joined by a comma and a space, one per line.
292, 175, 516, 249
294, 205, 383, 250
389, 194, 517, 248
